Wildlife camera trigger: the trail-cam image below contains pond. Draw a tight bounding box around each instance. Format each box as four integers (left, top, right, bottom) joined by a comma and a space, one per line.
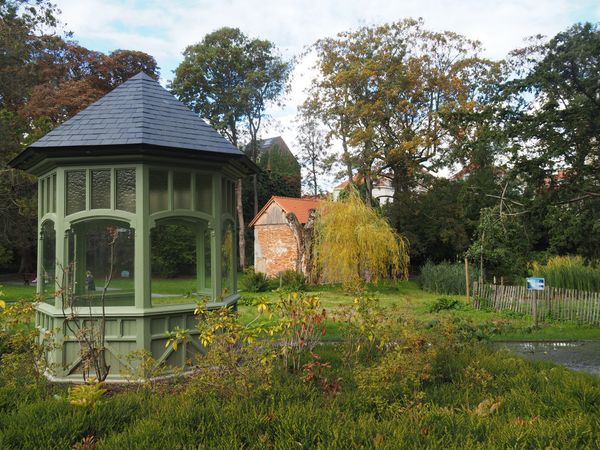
495, 341, 600, 376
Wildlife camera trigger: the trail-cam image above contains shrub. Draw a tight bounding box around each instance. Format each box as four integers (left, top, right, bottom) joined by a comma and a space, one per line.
241, 268, 271, 292
531, 255, 600, 292
279, 269, 306, 291
428, 297, 461, 313
418, 261, 479, 295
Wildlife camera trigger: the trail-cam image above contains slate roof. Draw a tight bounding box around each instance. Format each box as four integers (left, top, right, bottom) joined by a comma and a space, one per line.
29, 72, 242, 156
249, 196, 319, 226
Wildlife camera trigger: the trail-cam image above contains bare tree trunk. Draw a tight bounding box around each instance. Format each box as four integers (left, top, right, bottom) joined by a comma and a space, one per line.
312, 157, 318, 197
236, 178, 246, 269
342, 134, 353, 183
252, 174, 258, 217
285, 210, 316, 279
364, 171, 373, 207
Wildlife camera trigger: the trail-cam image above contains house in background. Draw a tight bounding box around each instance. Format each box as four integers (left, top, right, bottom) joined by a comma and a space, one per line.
332, 174, 395, 205
249, 196, 319, 277
254, 136, 300, 176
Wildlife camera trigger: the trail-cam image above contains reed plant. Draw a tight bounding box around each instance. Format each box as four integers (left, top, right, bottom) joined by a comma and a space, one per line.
531, 255, 600, 292
418, 261, 480, 295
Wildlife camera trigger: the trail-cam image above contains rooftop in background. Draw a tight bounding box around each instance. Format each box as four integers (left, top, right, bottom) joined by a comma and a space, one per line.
11, 72, 257, 172
249, 195, 319, 226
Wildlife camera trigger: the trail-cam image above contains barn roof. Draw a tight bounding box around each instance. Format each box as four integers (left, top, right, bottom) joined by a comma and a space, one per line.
249, 196, 319, 227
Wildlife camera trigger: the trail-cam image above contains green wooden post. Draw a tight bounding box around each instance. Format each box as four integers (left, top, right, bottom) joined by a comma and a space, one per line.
135, 165, 151, 309
196, 222, 206, 293
54, 168, 66, 310
36, 178, 44, 297
211, 174, 222, 300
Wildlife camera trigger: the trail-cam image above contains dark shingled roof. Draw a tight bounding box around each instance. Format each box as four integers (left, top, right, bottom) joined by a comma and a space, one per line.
29, 72, 242, 155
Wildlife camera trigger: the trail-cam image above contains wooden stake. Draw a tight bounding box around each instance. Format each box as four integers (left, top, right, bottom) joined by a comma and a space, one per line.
465, 256, 470, 304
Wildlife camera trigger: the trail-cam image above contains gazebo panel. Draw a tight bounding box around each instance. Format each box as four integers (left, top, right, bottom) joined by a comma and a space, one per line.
91, 169, 111, 209
115, 168, 136, 212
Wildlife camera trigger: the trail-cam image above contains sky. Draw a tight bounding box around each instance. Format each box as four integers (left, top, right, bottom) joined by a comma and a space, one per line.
53, 0, 600, 188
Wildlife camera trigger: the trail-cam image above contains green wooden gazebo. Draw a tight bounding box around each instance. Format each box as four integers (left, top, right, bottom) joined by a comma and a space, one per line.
9, 72, 256, 380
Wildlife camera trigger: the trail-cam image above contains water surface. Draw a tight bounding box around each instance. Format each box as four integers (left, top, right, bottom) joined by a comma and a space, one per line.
496, 341, 600, 376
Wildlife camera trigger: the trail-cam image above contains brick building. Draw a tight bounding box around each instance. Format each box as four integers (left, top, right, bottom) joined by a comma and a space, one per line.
249, 196, 319, 277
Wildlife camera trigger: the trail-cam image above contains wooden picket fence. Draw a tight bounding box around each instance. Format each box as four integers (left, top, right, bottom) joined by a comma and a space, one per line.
472, 282, 600, 326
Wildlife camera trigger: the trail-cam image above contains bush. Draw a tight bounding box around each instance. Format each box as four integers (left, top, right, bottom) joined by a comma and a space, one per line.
531, 255, 600, 292
428, 297, 461, 313
279, 269, 306, 291
240, 268, 271, 292
418, 261, 479, 295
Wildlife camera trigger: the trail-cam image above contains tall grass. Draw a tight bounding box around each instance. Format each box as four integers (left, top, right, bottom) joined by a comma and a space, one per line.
531, 256, 600, 292
418, 261, 480, 295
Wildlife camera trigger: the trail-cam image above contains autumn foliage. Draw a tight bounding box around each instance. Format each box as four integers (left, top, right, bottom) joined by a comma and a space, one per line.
313, 190, 409, 285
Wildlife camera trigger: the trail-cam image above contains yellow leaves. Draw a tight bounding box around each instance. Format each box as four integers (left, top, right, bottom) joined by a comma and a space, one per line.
67, 379, 106, 408
200, 331, 214, 348
165, 327, 190, 352
0, 299, 5, 310
313, 190, 409, 285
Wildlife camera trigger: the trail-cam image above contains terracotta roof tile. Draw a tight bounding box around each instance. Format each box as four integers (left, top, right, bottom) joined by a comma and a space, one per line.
249, 196, 319, 226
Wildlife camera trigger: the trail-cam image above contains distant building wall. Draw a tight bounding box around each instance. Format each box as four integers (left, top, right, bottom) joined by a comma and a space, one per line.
254, 224, 298, 277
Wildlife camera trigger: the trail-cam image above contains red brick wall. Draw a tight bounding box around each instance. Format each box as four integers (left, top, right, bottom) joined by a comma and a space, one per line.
254, 224, 298, 277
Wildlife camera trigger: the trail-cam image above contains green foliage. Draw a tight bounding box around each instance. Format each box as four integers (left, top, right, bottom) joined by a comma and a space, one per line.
418, 261, 479, 295
0, 299, 54, 386
240, 268, 271, 292
170, 27, 291, 149
150, 224, 196, 278
531, 255, 600, 292
428, 297, 462, 313
279, 269, 306, 292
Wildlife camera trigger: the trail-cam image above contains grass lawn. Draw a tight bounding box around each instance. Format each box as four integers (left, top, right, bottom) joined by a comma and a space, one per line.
2, 275, 599, 340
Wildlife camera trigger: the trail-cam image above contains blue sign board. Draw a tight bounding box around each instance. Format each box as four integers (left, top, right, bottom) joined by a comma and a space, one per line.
526, 277, 545, 291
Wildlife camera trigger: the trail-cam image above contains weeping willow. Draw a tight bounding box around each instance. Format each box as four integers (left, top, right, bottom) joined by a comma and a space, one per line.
313, 190, 409, 285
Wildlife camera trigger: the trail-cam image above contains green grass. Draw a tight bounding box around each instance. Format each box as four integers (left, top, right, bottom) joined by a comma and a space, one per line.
1, 339, 599, 449
0, 283, 36, 302
2, 277, 599, 340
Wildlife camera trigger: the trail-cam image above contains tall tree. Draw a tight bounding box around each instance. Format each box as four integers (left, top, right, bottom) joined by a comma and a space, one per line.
305, 19, 498, 205
170, 27, 291, 269
0, 1, 159, 272
295, 114, 332, 196
504, 22, 600, 260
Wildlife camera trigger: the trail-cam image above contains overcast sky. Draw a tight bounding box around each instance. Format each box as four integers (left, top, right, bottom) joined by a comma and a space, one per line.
54, 0, 600, 187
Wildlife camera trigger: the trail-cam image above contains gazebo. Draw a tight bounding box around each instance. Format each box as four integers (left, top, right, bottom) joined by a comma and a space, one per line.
9, 72, 256, 380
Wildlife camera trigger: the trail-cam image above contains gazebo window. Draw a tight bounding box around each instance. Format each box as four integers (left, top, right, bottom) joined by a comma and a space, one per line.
151, 220, 211, 306
173, 172, 191, 210
67, 220, 135, 306
149, 170, 168, 213
116, 169, 136, 212
195, 174, 212, 213
222, 179, 235, 215
91, 170, 111, 209
41, 221, 56, 301
66, 170, 86, 215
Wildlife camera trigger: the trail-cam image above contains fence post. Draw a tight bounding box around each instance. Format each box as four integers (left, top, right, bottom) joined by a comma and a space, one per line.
527, 291, 538, 328
465, 257, 470, 305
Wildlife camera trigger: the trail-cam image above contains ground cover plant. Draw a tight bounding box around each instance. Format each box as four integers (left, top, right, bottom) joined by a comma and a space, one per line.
0, 289, 599, 449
